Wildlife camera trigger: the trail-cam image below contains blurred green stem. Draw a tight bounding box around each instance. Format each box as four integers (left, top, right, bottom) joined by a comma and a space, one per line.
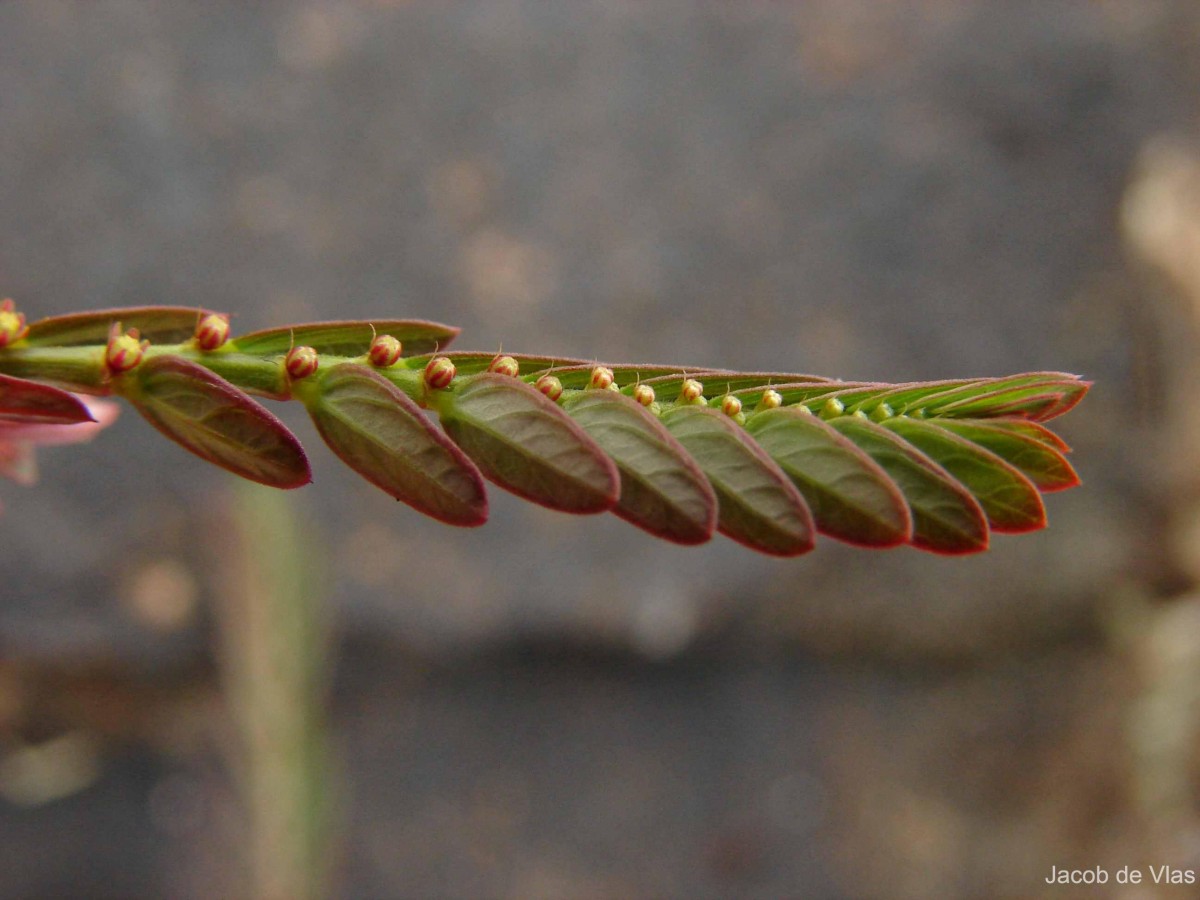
216, 483, 336, 900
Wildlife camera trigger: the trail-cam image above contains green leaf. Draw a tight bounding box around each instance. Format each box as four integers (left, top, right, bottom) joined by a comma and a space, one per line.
829, 416, 988, 554
435, 373, 619, 514
882, 416, 1044, 533
24, 306, 218, 347
235, 319, 460, 358
745, 408, 911, 547
922, 418, 1079, 492
561, 390, 716, 544
0, 373, 95, 423
661, 406, 814, 556
305, 364, 487, 526
125, 355, 311, 488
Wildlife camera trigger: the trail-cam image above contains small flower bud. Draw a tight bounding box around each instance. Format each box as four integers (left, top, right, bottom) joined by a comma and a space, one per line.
869, 403, 893, 422
759, 388, 783, 410
679, 378, 705, 405
0, 299, 29, 348
820, 397, 845, 418
720, 394, 743, 418
285, 345, 319, 380
368, 334, 403, 368
194, 313, 231, 351
535, 374, 563, 402
488, 354, 520, 378
588, 366, 614, 391
424, 355, 456, 390
633, 383, 656, 407
105, 327, 149, 373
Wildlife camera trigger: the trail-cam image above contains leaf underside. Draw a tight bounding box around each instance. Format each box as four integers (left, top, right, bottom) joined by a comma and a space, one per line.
661, 406, 814, 556
436, 374, 620, 514
125, 355, 311, 489
562, 390, 717, 544
746, 408, 912, 547
307, 364, 488, 526
0, 373, 95, 423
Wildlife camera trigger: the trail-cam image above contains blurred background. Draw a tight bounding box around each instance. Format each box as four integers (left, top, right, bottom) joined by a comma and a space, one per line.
2, 1, 1200, 897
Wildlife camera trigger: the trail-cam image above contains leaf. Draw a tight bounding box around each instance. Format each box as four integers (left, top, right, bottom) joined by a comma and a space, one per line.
305, 364, 487, 526
913, 373, 1090, 421
971, 417, 1071, 453
829, 416, 988, 554
661, 406, 814, 556
435, 373, 619, 514
125, 355, 311, 488
0, 373, 95, 423
561, 390, 716, 544
24, 306, 218, 347
745, 408, 911, 547
882, 416, 1044, 533
235, 319, 459, 357
922, 418, 1080, 492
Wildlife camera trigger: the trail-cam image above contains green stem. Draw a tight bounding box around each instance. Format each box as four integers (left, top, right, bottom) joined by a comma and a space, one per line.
0, 341, 428, 405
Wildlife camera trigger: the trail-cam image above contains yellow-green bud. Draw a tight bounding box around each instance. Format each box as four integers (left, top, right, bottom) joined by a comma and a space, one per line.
759, 389, 783, 410
285, 345, 319, 380
194, 313, 231, 351
424, 355, 456, 389
488, 354, 520, 378
0, 299, 29, 348
368, 334, 403, 367
588, 366, 614, 391
821, 397, 845, 418
105, 328, 149, 373
633, 383, 656, 407
679, 378, 705, 405
535, 373, 563, 401
869, 403, 893, 422
720, 394, 743, 418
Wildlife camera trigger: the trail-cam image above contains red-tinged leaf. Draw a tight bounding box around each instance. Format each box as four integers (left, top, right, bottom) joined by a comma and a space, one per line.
915, 374, 1089, 421
882, 416, 1045, 533
934, 387, 1070, 421
24, 306, 218, 347
922, 418, 1080, 492
966, 417, 1072, 453
305, 364, 487, 526
830, 416, 989, 555
1026, 380, 1091, 422
235, 319, 459, 358
124, 355, 310, 488
0, 373, 95, 423
661, 406, 814, 556
561, 390, 716, 545
434, 373, 619, 514
745, 408, 911, 548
